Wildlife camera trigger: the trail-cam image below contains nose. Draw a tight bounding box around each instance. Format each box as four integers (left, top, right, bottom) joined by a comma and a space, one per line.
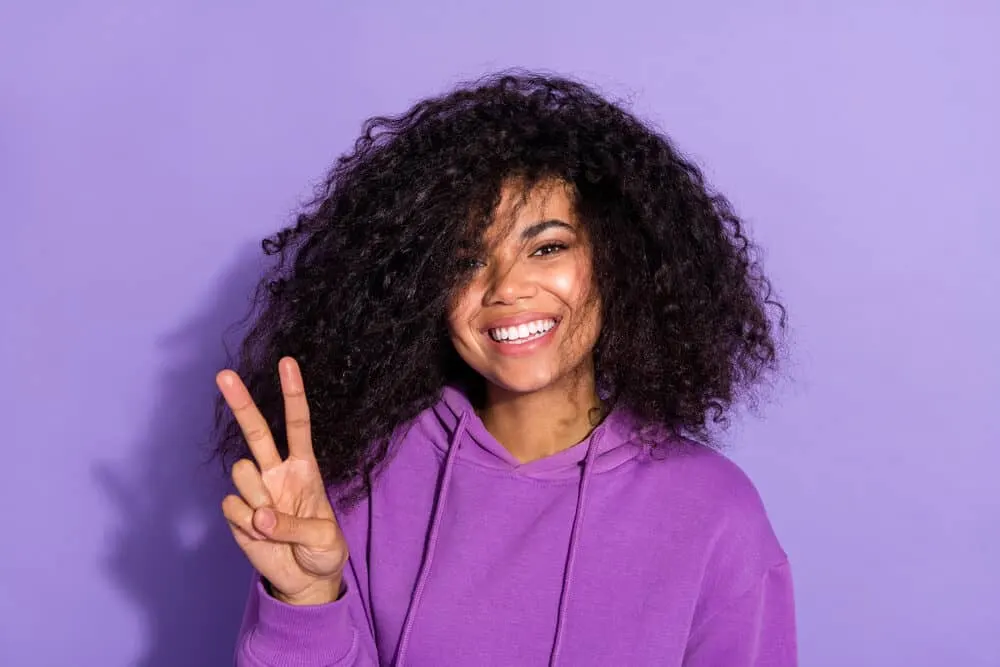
484, 260, 537, 306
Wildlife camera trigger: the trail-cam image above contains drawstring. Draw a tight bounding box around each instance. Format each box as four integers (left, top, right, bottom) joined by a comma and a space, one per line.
393, 411, 468, 666
395, 409, 602, 667
549, 429, 603, 667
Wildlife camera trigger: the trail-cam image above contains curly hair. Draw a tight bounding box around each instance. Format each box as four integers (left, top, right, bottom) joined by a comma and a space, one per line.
212, 70, 786, 500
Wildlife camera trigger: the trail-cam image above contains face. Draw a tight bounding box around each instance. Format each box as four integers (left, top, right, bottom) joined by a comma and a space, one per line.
448, 179, 602, 397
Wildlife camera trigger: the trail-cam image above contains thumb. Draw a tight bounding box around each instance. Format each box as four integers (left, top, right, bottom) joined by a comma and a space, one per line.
253, 507, 339, 550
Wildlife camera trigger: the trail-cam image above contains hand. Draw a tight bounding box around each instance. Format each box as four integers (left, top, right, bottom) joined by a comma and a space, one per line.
217, 357, 348, 606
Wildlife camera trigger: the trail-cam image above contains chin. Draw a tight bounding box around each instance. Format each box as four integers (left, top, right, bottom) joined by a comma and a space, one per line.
483, 367, 561, 396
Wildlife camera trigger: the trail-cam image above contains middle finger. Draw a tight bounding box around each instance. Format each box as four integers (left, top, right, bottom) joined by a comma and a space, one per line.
217, 369, 282, 470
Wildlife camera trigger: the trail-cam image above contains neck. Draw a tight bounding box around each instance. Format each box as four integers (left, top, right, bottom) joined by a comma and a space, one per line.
478, 366, 602, 464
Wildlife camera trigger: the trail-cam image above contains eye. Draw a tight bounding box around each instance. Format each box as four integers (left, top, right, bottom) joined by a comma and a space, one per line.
531, 242, 568, 257
457, 256, 486, 271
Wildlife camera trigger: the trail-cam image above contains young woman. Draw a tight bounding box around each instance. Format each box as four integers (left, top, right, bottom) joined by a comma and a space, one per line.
214, 72, 795, 666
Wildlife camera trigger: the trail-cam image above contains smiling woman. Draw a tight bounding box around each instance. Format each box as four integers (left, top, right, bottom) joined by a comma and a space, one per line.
213, 71, 793, 666
448, 180, 606, 460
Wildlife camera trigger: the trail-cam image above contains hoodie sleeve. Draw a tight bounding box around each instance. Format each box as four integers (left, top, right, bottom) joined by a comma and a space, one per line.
682, 560, 797, 667
234, 565, 380, 667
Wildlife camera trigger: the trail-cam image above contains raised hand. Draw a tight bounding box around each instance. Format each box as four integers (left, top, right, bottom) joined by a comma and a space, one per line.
217, 357, 348, 606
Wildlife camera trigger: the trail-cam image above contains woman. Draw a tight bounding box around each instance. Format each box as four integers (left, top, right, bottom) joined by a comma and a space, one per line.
214, 71, 795, 666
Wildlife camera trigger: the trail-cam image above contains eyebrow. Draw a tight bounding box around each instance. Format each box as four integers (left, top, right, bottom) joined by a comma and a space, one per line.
520, 219, 575, 240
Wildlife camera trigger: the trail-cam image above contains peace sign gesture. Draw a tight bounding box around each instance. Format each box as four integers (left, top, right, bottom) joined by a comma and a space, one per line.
217, 357, 347, 606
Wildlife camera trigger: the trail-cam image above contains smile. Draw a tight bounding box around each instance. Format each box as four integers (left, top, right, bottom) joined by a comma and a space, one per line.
487, 318, 558, 344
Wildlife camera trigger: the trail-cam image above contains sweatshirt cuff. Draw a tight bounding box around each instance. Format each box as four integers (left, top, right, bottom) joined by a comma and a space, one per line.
244, 578, 358, 666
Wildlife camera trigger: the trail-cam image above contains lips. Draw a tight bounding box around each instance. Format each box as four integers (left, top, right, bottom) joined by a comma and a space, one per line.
480, 312, 562, 350
488, 318, 557, 343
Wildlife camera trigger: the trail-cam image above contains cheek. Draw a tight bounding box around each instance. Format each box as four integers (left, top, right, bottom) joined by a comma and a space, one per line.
547, 256, 595, 310
551, 258, 601, 344
447, 286, 480, 337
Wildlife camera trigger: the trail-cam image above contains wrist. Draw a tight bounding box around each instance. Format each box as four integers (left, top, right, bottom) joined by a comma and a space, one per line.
271, 576, 343, 606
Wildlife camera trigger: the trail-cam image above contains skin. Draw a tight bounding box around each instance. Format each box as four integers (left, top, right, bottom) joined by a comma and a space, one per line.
218, 179, 603, 606
448, 179, 603, 462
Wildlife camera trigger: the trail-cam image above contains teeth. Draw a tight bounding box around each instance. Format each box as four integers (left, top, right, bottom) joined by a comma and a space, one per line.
488, 319, 556, 343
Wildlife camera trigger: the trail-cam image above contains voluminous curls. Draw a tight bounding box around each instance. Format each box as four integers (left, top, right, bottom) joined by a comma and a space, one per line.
213, 71, 786, 501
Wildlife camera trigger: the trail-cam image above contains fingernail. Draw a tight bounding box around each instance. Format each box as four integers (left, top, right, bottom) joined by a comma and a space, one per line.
255, 507, 276, 533
281, 360, 302, 391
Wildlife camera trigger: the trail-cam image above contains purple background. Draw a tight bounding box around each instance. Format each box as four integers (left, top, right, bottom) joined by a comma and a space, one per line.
3, 2, 998, 666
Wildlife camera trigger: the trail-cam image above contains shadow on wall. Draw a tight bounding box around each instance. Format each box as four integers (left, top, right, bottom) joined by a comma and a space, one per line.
95, 242, 268, 667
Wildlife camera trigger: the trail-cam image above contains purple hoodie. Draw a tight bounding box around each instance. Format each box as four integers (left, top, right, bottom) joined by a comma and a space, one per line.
234, 387, 796, 666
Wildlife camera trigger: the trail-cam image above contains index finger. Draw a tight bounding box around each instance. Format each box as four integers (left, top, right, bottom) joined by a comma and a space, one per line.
279, 357, 315, 461
216, 369, 282, 470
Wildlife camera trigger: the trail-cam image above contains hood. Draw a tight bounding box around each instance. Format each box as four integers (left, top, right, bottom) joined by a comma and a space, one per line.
392, 384, 648, 667
429, 385, 646, 479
